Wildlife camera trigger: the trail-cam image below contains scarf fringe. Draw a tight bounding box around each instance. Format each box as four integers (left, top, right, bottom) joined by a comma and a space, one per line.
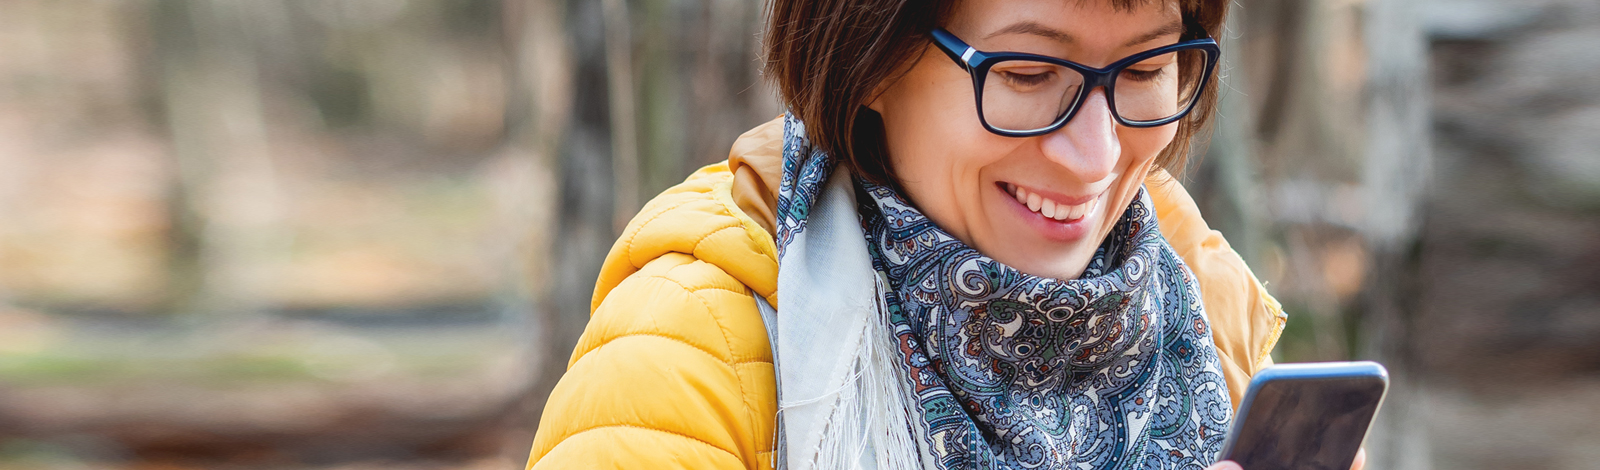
798, 285, 924, 470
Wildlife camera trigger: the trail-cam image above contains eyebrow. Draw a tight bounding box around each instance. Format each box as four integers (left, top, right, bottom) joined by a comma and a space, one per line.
985, 21, 1075, 43
1122, 21, 1185, 48
983, 20, 1186, 48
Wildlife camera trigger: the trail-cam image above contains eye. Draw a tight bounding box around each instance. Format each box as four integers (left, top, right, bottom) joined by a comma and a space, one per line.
1121, 57, 1177, 83
1121, 68, 1165, 82
998, 70, 1049, 85
999, 70, 1055, 86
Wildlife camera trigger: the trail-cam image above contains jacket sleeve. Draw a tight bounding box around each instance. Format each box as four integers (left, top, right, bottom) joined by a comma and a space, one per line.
526, 252, 775, 470
1146, 170, 1288, 408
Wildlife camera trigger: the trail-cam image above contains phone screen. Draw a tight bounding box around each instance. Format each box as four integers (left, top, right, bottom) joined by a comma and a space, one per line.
1224, 376, 1385, 470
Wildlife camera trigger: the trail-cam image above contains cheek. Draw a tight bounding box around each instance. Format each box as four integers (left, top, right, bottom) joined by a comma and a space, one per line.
1117, 123, 1179, 170
879, 54, 1004, 189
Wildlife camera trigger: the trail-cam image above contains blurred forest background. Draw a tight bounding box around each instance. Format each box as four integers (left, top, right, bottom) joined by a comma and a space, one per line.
0, 0, 1596, 469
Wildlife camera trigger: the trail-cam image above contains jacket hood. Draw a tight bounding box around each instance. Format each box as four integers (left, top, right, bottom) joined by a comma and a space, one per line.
588, 121, 783, 311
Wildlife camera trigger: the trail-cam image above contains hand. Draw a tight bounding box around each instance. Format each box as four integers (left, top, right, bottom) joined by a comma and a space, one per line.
1207, 447, 1366, 470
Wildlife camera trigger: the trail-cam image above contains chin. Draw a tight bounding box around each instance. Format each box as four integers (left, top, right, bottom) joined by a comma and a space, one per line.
989, 242, 1096, 281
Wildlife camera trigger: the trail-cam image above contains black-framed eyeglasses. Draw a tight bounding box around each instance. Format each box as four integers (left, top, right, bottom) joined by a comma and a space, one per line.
930, 28, 1220, 137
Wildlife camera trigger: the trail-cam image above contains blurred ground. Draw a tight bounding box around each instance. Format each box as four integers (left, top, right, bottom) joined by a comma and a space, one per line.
0, 309, 533, 470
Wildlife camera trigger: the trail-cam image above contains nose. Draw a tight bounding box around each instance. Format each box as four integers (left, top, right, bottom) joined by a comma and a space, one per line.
1039, 89, 1120, 183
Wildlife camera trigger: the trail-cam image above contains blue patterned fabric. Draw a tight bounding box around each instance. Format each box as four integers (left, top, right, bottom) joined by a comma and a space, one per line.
774, 114, 1231, 470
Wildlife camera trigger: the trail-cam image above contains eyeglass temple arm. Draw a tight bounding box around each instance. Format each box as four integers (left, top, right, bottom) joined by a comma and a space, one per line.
930, 29, 976, 70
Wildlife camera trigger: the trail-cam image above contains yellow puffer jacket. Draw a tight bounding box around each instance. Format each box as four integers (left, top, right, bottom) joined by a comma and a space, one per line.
525, 117, 1287, 469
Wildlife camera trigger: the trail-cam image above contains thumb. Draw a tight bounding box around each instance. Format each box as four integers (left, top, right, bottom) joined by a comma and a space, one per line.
1207, 461, 1244, 470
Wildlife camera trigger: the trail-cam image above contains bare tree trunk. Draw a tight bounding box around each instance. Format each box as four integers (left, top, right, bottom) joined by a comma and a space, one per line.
603, 0, 641, 230
153, 0, 288, 321
501, 0, 775, 461
501, 0, 620, 449
1223, 0, 1359, 363
635, 0, 777, 200
1356, 0, 1433, 468
1192, 5, 1266, 266
495, 0, 569, 461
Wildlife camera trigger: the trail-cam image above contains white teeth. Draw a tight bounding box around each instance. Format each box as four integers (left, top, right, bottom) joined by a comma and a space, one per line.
1008, 183, 1095, 221
1068, 199, 1092, 219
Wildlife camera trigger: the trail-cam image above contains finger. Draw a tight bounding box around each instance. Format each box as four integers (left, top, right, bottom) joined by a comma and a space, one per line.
1207, 461, 1244, 470
1351, 447, 1367, 470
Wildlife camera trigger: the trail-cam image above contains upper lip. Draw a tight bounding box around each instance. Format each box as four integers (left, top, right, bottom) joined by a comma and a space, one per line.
1000, 181, 1099, 206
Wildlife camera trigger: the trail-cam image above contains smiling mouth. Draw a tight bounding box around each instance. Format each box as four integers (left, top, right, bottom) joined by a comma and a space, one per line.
999, 182, 1097, 222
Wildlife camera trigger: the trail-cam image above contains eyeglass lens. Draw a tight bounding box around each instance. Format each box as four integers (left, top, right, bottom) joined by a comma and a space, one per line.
981, 48, 1207, 132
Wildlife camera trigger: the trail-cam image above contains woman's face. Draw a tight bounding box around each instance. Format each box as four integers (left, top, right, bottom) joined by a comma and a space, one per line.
868, 0, 1183, 280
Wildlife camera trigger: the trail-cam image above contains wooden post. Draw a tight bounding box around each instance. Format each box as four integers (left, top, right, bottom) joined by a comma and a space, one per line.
1357, 0, 1433, 468
603, 0, 641, 231
153, 0, 289, 321
502, 0, 621, 444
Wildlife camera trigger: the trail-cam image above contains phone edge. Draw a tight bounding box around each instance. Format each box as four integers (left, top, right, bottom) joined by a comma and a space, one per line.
1213, 361, 1390, 464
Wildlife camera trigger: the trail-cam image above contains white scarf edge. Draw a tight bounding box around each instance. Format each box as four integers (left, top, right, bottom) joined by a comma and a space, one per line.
765, 167, 936, 470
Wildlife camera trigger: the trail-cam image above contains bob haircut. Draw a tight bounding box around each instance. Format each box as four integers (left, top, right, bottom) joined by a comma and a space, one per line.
763, 0, 1227, 187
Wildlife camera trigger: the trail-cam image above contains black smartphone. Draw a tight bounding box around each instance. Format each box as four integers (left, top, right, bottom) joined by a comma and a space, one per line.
1217, 361, 1389, 470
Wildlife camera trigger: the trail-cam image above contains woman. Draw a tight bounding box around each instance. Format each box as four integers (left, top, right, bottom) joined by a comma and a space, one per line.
526, 0, 1300, 468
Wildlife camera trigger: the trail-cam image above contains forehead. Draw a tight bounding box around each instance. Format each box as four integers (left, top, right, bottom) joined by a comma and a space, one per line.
948, 0, 1181, 36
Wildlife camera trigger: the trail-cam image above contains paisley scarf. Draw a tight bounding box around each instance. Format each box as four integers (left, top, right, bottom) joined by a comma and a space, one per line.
766, 114, 1231, 470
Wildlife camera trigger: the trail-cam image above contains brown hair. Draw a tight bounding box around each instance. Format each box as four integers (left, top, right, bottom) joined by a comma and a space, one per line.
762, 0, 1227, 185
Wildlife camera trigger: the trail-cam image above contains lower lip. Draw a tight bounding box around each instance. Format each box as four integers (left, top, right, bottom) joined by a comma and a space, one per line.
998, 183, 1095, 242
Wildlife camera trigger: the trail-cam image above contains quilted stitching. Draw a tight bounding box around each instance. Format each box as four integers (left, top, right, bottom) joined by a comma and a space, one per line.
533, 169, 778, 468
556, 424, 740, 459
